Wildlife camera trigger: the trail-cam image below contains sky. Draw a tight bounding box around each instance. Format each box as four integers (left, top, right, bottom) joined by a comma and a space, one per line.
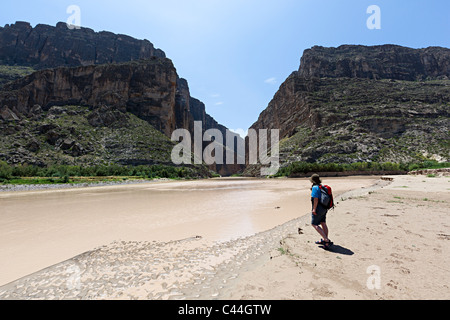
1, 0, 449, 137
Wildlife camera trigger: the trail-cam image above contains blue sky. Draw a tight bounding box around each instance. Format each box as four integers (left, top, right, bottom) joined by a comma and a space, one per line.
1, 0, 449, 136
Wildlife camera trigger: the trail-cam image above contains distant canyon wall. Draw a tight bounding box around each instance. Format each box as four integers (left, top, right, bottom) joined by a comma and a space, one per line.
0, 21, 165, 69
298, 45, 450, 81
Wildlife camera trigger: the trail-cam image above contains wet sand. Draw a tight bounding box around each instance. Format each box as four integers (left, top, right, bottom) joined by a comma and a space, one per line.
0, 176, 379, 298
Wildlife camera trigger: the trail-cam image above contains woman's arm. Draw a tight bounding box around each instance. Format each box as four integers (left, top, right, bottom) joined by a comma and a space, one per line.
312, 197, 319, 215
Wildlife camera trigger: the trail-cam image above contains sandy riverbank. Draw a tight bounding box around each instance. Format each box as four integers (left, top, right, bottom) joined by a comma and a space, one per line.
0, 175, 447, 300
222, 174, 450, 300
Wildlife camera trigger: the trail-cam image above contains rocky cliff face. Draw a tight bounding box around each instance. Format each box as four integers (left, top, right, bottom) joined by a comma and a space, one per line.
0, 58, 179, 137
246, 45, 450, 174
0, 59, 244, 173
0, 22, 243, 175
0, 21, 165, 69
298, 45, 450, 81
188, 97, 245, 176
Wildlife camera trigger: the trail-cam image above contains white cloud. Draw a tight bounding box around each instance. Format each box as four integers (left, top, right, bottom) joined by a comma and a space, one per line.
229, 128, 248, 139
210, 93, 221, 98
215, 102, 224, 106
264, 77, 277, 84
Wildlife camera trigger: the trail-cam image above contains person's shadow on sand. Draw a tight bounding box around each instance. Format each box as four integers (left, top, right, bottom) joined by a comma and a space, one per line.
319, 244, 354, 255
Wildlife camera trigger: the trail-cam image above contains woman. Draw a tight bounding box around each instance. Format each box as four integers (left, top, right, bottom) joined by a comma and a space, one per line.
310, 174, 333, 249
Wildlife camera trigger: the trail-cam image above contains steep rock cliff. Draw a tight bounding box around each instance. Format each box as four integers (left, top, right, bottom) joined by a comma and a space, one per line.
0, 21, 165, 69
0, 22, 243, 175
246, 45, 450, 174
298, 45, 450, 81
1, 58, 179, 137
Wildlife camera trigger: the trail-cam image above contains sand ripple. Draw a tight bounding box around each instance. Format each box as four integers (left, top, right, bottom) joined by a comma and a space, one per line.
0, 218, 305, 300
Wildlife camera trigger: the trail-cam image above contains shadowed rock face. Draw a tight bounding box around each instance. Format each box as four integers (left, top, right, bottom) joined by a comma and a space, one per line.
0, 22, 235, 143
0, 21, 165, 69
0, 59, 243, 173
246, 45, 450, 172
0, 58, 180, 137
0, 21, 244, 175
0, 59, 242, 149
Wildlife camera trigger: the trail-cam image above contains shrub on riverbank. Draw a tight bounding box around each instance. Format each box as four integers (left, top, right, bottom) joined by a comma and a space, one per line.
0, 161, 13, 180
274, 161, 450, 177
0, 162, 209, 184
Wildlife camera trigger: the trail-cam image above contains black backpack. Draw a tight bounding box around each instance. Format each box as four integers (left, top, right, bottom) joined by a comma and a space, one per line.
318, 185, 334, 210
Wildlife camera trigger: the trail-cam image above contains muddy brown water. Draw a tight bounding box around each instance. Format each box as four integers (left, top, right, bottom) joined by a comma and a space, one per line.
0, 177, 379, 286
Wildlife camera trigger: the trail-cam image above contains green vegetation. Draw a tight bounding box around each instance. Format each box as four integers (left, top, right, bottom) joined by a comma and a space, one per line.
0, 65, 35, 77
275, 161, 404, 177
387, 200, 404, 204
274, 160, 450, 177
0, 161, 207, 185
0, 160, 13, 180
0, 65, 35, 88
0, 105, 182, 168
388, 195, 446, 204
408, 161, 450, 171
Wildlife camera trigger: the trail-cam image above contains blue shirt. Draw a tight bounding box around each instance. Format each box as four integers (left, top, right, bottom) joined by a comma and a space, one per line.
311, 185, 321, 199
311, 185, 328, 214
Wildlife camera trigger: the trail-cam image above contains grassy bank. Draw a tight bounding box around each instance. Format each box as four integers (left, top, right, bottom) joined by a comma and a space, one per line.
1, 161, 448, 184
0, 162, 209, 184
274, 160, 450, 177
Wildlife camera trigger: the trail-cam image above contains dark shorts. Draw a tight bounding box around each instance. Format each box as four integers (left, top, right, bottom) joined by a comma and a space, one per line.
311, 207, 327, 226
